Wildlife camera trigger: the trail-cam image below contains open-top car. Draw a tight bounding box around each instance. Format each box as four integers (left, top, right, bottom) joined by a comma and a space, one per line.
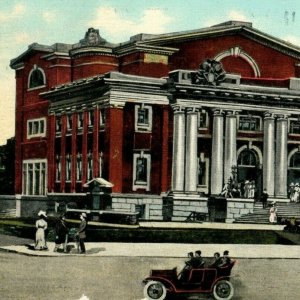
143, 260, 236, 300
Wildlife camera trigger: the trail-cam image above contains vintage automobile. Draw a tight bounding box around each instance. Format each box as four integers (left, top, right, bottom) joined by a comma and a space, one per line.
143, 260, 236, 300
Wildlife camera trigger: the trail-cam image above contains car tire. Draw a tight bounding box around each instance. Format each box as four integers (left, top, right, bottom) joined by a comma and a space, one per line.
143, 280, 167, 300
213, 280, 234, 300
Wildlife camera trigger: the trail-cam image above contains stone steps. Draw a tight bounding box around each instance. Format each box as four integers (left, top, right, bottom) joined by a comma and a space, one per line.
234, 202, 300, 224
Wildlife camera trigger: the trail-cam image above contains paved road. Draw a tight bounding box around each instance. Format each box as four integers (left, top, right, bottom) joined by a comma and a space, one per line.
0, 250, 299, 300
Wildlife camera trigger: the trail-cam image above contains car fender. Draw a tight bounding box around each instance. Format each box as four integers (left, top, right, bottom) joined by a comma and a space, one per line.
143, 276, 177, 292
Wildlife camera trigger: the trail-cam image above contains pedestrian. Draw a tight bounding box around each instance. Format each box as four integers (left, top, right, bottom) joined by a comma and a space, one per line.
261, 189, 268, 209
269, 202, 278, 224
53, 215, 69, 252
76, 212, 87, 254
35, 210, 48, 250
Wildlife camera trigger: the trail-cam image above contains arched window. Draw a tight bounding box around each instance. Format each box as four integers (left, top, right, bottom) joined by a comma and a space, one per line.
237, 149, 257, 167
28, 65, 45, 89
289, 151, 300, 168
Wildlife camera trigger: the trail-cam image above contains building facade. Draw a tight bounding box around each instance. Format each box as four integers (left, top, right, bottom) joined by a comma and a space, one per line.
10, 21, 300, 221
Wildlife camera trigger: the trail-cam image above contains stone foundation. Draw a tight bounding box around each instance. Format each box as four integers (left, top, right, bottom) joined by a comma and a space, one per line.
112, 193, 163, 220
226, 198, 255, 223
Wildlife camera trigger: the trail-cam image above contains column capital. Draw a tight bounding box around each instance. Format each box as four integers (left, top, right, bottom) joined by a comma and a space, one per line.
212, 108, 224, 116
264, 111, 275, 119
225, 110, 239, 117
275, 114, 289, 120
172, 104, 185, 113
186, 106, 200, 114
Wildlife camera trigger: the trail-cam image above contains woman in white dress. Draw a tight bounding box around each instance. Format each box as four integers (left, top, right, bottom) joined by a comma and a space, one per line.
35, 210, 48, 250
269, 203, 277, 224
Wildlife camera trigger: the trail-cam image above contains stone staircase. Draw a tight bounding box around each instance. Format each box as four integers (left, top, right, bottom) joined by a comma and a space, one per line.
0, 208, 16, 218
234, 202, 300, 224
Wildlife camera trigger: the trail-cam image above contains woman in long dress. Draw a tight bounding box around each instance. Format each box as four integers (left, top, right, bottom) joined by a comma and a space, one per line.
269, 203, 277, 224
35, 210, 48, 250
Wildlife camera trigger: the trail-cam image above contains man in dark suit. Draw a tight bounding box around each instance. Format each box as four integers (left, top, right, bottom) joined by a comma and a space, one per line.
76, 213, 87, 253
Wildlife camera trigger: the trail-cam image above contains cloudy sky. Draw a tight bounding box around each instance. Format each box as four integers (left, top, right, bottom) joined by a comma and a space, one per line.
1, 0, 300, 145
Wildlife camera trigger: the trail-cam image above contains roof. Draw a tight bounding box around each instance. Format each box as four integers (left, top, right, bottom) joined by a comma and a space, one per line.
83, 178, 114, 188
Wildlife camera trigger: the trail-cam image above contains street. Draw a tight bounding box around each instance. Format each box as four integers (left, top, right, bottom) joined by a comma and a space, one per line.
0, 250, 299, 300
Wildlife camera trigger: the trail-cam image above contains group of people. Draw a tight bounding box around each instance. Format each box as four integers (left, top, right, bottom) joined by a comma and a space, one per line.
220, 179, 256, 199
34, 210, 87, 254
289, 183, 300, 202
183, 250, 231, 271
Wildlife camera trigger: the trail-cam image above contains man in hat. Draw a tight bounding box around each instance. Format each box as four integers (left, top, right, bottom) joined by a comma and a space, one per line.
76, 213, 87, 253
53, 215, 68, 252
261, 189, 269, 209
219, 250, 231, 267
193, 250, 205, 268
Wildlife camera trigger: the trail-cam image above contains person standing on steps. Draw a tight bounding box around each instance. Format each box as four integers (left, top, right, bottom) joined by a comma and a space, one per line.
261, 189, 269, 209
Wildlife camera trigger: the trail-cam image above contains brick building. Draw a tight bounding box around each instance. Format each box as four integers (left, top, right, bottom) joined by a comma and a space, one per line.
10, 21, 300, 221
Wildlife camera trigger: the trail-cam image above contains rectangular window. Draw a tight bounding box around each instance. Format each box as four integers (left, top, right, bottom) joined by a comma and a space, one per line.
238, 116, 261, 132
22, 160, 47, 195
87, 151, 93, 181
290, 120, 300, 134
135, 105, 152, 132
76, 153, 82, 181
77, 112, 83, 130
66, 114, 72, 132
197, 153, 209, 194
133, 152, 151, 191
56, 116, 62, 134
88, 111, 94, 127
198, 111, 208, 129
55, 155, 61, 182
27, 118, 46, 138
100, 108, 106, 127
65, 154, 71, 182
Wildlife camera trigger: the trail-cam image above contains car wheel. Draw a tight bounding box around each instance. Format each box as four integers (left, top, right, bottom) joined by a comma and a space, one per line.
213, 280, 234, 300
143, 281, 167, 300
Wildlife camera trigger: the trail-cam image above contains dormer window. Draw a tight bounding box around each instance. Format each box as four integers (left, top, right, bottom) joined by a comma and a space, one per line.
28, 65, 46, 90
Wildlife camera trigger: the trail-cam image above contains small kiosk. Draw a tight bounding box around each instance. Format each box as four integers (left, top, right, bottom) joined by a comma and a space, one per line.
65, 178, 139, 225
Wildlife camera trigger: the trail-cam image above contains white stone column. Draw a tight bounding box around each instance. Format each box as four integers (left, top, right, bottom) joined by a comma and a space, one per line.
224, 111, 238, 184
185, 107, 199, 192
211, 109, 224, 195
171, 106, 186, 191
263, 112, 275, 196
275, 115, 288, 198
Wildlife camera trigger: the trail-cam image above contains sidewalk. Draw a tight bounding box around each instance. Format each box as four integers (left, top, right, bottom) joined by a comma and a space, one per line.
1, 241, 300, 259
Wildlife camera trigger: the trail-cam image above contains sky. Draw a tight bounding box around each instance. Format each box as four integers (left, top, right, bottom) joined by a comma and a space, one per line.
1, 0, 300, 145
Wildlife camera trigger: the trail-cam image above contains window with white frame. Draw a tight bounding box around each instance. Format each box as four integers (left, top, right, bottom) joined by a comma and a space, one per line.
56, 116, 62, 134
87, 151, 93, 180
28, 65, 46, 90
76, 153, 82, 181
66, 154, 71, 182
135, 104, 152, 132
88, 110, 94, 127
100, 108, 106, 127
22, 160, 47, 195
27, 118, 46, 138
55, 155, 61, 182
238, 115, 261, 131
77, 112, 83, 130
133, 151, 151, 191
289, 119, 300, 134
198, 111, 209, 129
66, 114, 72, 132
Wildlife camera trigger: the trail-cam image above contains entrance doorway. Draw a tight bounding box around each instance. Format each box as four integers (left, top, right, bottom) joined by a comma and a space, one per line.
237, 148, 262, 198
